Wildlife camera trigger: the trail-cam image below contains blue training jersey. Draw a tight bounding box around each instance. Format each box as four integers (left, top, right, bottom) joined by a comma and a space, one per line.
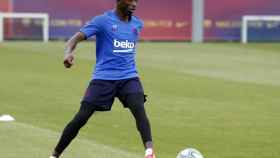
80, 10, 144, 80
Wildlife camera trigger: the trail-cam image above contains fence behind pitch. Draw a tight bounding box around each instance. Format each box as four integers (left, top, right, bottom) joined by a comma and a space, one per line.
1, 0, 280, 41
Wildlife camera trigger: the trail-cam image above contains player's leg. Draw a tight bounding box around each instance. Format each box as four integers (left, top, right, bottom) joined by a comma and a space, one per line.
126, 93, 153, 147
50, 102, 95, 158
50, 79, 115, 158
117, 78, 155, 158
125, 93, 155, 158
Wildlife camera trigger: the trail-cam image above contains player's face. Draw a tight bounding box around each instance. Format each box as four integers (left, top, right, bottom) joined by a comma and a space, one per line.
117, 0, 138, 16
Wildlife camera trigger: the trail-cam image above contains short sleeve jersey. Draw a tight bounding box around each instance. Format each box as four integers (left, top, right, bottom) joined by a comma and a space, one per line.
80, 10, 144, 80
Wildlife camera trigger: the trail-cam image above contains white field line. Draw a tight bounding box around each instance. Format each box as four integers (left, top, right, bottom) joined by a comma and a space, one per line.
7, 122, 141, 158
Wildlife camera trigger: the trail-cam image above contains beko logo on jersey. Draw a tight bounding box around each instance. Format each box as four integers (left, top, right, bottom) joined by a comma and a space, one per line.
114, 39, 135, 49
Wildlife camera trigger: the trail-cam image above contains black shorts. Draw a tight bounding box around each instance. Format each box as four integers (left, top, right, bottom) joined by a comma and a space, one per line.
81, 77, 146, 111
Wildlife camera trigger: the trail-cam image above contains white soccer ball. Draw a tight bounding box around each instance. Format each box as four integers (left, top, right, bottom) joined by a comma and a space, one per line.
176, 148, 204, 158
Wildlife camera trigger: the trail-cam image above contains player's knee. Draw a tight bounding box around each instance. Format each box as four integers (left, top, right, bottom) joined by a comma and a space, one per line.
136, 116, 150, 130
69, 115, 87, 129
73, 113, 89, 126
70, 105, 94, 128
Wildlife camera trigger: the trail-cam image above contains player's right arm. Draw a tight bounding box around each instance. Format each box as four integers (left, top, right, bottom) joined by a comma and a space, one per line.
63, 32, 86, 68
64, 15, 102, 68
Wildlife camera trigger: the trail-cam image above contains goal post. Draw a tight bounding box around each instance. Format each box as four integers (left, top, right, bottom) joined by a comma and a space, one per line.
0, 12, 49, 42
192, 0, 204, 43
241, 15, 280, 43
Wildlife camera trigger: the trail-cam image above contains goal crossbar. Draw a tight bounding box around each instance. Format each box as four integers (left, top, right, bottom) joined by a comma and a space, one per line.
0, 12, 49, 42
241, 15, 280, 43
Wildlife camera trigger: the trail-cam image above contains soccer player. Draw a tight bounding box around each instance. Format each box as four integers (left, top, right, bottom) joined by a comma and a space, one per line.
49, 0, 155, 158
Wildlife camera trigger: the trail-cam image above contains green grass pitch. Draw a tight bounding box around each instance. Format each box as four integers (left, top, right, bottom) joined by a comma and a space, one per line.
0, 42, 280, 158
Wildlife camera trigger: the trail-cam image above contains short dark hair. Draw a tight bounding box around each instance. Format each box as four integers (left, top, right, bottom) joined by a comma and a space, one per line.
116, 0, 138, 2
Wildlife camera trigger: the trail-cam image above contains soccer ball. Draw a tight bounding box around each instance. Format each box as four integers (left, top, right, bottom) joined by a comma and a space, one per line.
176, 148, 204, 158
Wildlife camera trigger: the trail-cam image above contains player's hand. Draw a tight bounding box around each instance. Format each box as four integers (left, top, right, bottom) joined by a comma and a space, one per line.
63, 53, 74, 68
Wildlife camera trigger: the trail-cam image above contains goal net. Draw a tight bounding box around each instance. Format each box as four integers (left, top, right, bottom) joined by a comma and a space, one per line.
241, 15, 280, 43
0, 12, 49, 42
